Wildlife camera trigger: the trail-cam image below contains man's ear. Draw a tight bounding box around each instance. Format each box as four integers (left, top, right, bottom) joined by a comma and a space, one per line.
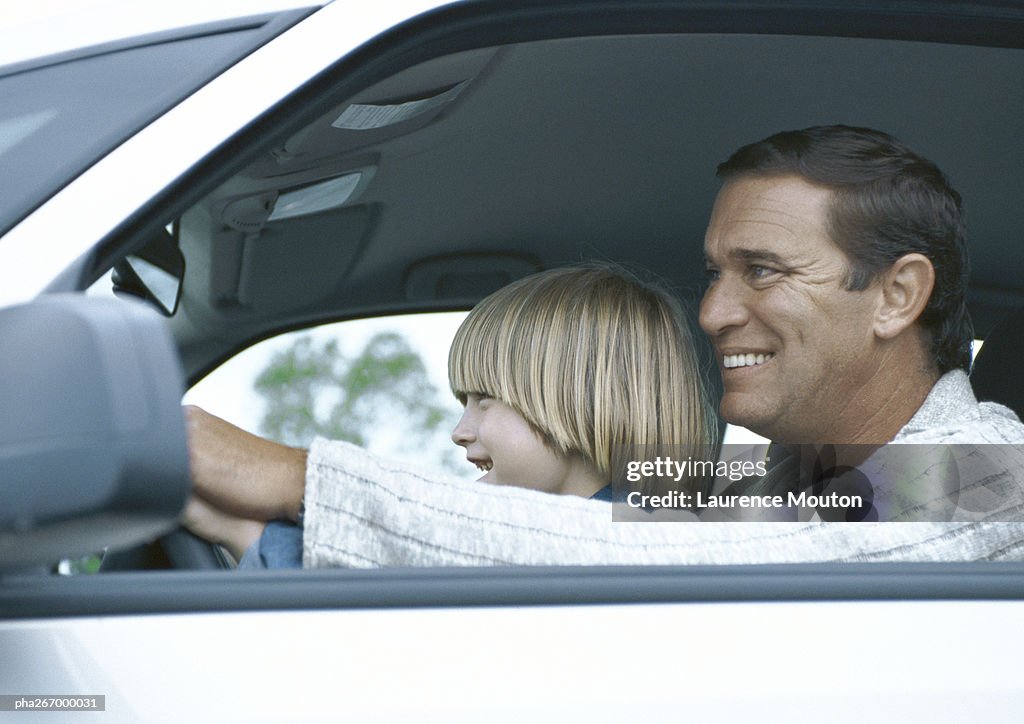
874, 253, 935, 339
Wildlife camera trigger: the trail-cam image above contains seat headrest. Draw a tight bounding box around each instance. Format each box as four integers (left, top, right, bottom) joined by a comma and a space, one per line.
970, 306, 1024, 418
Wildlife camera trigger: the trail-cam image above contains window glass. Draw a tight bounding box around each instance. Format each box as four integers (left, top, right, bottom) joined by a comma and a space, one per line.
183, 309, 793, 483
184, 312, 476, 480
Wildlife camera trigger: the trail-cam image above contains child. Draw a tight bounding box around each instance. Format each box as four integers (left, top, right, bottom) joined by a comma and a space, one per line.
184, 263, 715, 566
447, 263, 713, 500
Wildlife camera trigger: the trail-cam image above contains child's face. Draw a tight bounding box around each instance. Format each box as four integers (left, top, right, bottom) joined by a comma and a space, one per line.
451, 393, 586, 495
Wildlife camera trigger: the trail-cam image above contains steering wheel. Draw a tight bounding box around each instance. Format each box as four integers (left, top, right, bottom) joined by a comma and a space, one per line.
99, 528, 233, 571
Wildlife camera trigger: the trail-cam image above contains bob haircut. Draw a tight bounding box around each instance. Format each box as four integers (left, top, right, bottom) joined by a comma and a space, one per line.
449, 264, 715, 482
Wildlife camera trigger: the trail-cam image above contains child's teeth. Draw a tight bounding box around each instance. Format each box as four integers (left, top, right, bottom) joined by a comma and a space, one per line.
724, 353, 774, 369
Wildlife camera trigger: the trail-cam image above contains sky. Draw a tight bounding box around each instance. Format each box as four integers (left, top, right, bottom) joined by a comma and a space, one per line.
184, 312, 469, 433
182, 311, 475, 479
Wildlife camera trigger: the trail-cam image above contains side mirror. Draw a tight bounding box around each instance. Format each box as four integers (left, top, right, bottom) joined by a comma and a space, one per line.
112, 226, 185, 316
0, 295, 190, 571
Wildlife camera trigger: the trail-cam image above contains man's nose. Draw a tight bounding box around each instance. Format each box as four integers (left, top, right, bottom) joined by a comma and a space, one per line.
451, 409, 476, 447
699, 277, 750, 336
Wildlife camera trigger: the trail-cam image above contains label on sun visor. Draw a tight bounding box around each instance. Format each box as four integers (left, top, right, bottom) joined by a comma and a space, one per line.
332, 81, 468, 130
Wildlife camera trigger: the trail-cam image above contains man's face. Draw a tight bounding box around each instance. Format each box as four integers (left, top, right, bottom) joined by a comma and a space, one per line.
699, 175, 882, 443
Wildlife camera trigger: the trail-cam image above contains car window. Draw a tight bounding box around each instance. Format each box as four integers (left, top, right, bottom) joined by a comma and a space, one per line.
184, 312, 476, 481
20, 1, 1024, 579
179, 309, 776, 474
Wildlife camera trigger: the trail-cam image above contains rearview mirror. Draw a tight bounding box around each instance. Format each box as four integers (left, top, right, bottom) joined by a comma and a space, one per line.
112, 226, 185, 316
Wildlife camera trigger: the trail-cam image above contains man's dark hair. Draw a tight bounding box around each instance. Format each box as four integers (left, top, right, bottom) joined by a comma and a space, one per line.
717, 125, 972, 373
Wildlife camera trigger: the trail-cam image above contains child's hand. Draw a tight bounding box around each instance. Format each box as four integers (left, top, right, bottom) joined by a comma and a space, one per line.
182, 494, 266, 562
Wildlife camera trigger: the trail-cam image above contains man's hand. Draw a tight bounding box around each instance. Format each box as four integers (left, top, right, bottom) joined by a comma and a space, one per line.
184, 405, 307, 523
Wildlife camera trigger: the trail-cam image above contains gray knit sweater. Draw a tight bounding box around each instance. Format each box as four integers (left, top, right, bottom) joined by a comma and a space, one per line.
302, 371, 1024, 567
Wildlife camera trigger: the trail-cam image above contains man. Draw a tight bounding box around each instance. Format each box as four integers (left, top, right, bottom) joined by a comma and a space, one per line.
185, 125, 1024, 566
702, 126, 966, 448
697, 126, 1022, 514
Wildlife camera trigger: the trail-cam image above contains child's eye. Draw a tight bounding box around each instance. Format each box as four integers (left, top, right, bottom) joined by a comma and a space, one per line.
463, 392, 492, 406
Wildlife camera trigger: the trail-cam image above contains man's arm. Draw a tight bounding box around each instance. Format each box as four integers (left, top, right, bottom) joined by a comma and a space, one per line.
184, 405, 307, 523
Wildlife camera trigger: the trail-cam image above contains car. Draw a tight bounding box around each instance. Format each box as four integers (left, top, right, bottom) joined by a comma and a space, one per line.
3, 1, 1024, 720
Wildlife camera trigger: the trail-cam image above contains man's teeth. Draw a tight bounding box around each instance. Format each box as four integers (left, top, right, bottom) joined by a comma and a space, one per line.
723, 353, 774, 369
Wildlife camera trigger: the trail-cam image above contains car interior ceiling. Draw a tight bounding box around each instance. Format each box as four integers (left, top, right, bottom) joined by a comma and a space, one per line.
169, 32, 1024, 400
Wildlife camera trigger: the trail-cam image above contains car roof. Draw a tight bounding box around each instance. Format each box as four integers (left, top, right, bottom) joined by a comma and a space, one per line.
166, 2, 1024, 379
0, 0, 322, 70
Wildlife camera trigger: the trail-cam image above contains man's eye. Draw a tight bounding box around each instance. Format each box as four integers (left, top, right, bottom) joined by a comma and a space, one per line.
748, 265, 777, 279
704, 267, 720, 284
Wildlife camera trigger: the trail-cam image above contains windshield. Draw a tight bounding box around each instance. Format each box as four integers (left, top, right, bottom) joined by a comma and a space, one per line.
0, 10, 312, 238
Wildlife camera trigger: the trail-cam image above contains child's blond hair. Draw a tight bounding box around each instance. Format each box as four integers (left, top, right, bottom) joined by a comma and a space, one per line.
449, 264, 715, 481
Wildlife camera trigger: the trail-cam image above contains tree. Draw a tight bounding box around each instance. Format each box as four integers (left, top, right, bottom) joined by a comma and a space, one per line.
254, 331, 464, 475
